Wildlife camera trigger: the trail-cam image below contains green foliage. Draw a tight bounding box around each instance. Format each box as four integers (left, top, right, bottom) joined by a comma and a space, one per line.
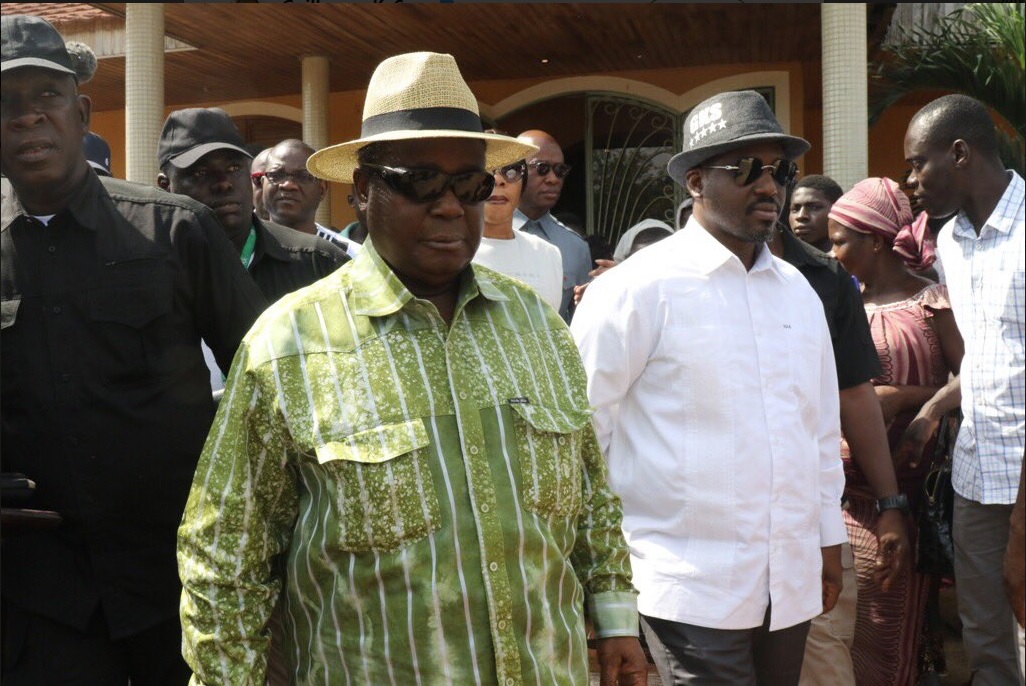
870, 2, 1025, 173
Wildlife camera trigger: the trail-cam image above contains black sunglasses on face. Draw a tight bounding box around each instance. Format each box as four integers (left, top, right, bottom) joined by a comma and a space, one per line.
703, 157, 798, 187
491, 162, 526, 183
264, 169, 319, 185
360, 163, 495, 204
527, 160, 572, 179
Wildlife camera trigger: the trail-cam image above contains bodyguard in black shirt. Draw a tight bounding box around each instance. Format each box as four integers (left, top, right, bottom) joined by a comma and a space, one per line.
156, 107, 348, 305
0, 15, 267, 684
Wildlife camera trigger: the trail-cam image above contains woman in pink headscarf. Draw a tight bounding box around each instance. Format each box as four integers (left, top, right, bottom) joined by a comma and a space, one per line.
827, 177, 964, 685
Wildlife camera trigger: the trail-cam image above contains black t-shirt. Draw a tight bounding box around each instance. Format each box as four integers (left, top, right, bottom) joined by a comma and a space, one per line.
779, 225, 881, 390
1, 172, 267, 637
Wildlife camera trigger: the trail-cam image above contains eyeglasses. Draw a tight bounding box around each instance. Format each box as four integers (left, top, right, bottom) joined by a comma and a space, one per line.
250, 171, 265, 186
702, 157, 798, 188
359, 163, 495, 204
263, 169, 319, 185
491, 162, 527, 183
527, 160, 572, 179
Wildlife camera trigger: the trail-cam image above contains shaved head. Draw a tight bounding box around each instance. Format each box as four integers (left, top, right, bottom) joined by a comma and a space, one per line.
517, 129, 559, 149
908, 94, 1000, 159
516, 129, 566, 219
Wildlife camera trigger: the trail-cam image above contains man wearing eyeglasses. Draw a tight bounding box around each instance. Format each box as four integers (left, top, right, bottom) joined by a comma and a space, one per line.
177, 52, 648, 686
514, 129, 592, 323
261, 138, 362, 258
157, 108, 348, 307
572, 90, 846, 685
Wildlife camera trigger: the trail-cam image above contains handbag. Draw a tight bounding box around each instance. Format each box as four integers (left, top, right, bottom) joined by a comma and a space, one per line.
915, 413, 959, 576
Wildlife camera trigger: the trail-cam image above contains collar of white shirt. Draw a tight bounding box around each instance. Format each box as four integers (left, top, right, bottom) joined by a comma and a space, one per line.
682, 216, 779, 277
952, 170, 1024, 239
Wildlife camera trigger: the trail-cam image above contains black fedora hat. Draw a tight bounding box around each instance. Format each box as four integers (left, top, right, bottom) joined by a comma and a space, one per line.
667, 90, 809, 184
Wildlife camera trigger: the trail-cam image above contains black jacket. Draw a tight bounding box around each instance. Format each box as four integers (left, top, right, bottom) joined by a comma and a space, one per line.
249, 216, 349, 305
1, 172, 267, 638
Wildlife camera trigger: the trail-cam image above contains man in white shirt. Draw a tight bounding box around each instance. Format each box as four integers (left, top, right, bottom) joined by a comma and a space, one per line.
903, 94, 1026, 686
572, 90, 846, 685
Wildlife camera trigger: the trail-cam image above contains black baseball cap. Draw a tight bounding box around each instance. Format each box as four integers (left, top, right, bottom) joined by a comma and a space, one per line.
1, 15, 76, 78
157, 107, 252, 170
84, 132, 112, 176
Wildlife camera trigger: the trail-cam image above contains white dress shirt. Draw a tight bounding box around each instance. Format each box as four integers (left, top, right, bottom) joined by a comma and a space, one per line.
937, 170, 1025, 504
571, 219, 846, 632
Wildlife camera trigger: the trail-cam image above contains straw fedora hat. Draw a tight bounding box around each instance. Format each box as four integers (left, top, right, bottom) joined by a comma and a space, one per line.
307, 52, 538, 183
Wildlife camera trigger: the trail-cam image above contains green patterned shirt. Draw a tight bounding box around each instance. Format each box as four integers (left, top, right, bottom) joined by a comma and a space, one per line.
177, 240, 638, 685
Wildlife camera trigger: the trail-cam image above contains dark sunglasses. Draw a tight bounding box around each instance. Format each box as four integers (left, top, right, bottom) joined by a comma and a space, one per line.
702, 157, 798, 187
527, 160, 572, 179
491, 162, 527, 183
263, 169, 319, 185
360, 163, 495, 204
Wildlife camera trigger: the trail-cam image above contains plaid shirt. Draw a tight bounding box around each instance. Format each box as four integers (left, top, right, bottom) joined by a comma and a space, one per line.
938, 171, 1025, 504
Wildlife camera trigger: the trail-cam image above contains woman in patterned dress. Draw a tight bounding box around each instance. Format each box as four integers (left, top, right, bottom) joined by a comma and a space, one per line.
827, 177, 964, 686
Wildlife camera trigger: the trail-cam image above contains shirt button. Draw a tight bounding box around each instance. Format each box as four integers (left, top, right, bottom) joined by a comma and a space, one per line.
52, 305, 62, 314
48, 245, 56, 254
458, 391, 468, 400
498, 620, 507, 630
480, 502, 490, 513
557, 436, 566, 446
489, 562, 498, 572
60, 373, 71, 383
506, 679, 515, 686
469, 445, 479, 455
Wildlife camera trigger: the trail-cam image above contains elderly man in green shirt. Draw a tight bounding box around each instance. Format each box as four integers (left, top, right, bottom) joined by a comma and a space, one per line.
177, 52, 646, 686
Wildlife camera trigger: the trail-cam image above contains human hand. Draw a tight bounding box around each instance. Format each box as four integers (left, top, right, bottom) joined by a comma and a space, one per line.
596, 636, 648, 686
589, 259, 618, 278
893, 411, 940, 469
872, 509, 909, 592
821, 545, 843, 613
573, 282, 590, 306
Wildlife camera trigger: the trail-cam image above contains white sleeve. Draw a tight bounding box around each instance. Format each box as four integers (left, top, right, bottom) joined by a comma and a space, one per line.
815, 310, 847, 546
570, 273, 655, 457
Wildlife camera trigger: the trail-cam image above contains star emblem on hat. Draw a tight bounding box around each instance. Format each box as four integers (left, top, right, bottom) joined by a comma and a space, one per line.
718, 120, 728, 130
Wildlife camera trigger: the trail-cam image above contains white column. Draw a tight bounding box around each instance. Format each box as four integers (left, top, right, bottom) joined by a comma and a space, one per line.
821, 3, 868, 191
124, 4, 164, 184
302, 55, 331, 225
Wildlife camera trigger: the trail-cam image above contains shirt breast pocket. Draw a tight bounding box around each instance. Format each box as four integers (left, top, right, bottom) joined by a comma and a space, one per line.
508, 403, 590, 519
314, 418, 441, 553
88, 277, 172, 388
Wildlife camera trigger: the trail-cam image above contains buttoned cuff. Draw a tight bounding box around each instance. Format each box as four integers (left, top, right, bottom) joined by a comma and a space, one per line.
588, 591, 639, 638
820, 504, 848, 547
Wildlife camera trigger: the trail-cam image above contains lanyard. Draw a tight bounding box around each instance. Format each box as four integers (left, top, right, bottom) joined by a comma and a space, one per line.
239, 227, 257, 269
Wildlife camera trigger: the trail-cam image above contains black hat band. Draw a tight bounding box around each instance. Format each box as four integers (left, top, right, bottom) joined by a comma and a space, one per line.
361, 107, 483, 138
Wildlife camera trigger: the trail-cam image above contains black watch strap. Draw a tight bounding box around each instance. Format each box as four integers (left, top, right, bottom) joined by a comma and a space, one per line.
876, 493, 910, 516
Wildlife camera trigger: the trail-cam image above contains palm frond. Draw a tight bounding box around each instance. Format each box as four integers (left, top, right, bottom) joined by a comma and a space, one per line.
870, 2, 1025, 153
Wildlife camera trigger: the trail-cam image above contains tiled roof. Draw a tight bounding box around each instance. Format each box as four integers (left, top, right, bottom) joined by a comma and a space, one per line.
0, 4, 117, 24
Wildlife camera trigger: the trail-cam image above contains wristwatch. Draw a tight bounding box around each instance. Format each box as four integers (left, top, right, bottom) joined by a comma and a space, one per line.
875, 493, 911, 516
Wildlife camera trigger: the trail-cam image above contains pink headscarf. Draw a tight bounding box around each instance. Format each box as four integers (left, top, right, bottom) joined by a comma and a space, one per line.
828, 177, 936, 271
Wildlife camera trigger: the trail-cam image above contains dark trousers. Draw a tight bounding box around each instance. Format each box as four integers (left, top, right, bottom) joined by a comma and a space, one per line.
953, 494, 1026, 686
641, 606, 811, 686
1, 603, 191, 686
